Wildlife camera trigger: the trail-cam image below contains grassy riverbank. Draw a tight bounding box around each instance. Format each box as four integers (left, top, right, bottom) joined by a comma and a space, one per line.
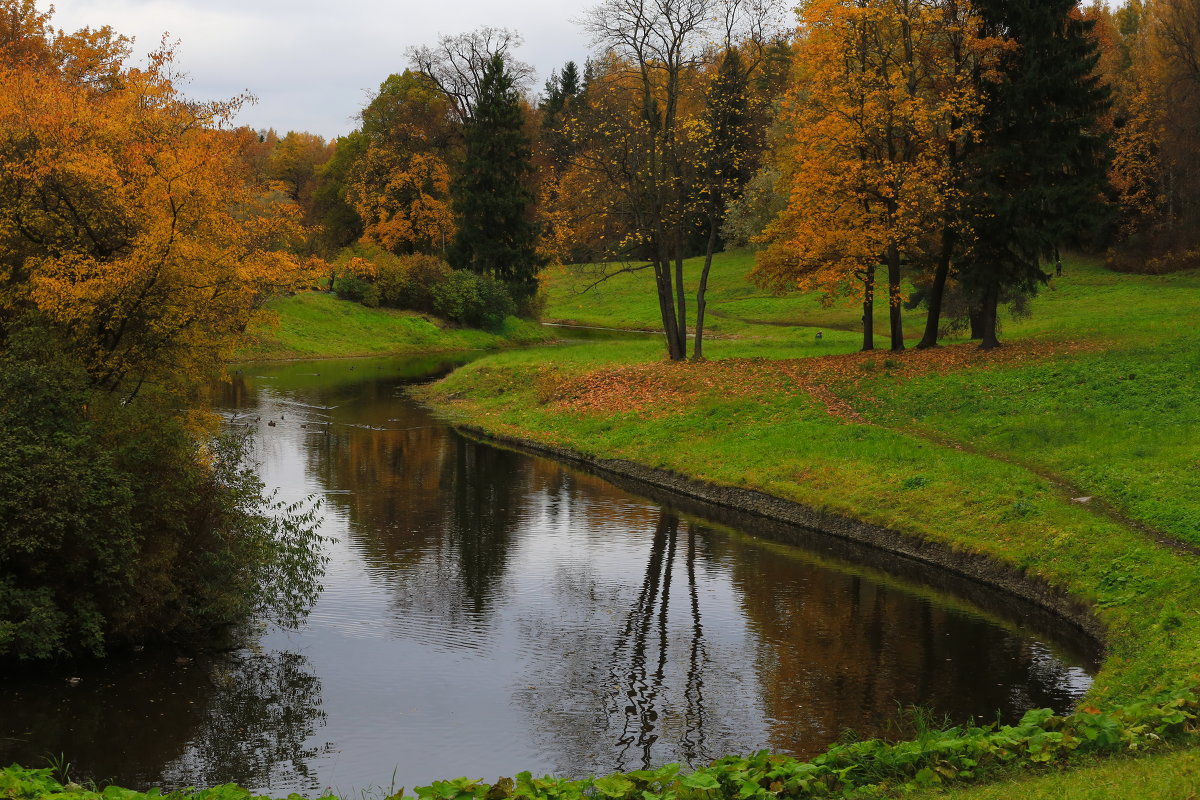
413, 251, 1200, 796
234, 292, 554, 361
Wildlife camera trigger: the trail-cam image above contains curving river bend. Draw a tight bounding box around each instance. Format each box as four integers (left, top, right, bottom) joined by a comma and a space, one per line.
0, 354, 1098, 797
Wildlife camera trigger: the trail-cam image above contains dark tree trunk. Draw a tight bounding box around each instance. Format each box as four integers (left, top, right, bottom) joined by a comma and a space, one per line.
673, 246, 688, 359
861, 267, 875, 352
917, 227, 954, 349
886, 243, 904, 351
692, 220, 719, 361
968, 303, 985, 340
653, 257, 684, 361
979, 283, 1001, 350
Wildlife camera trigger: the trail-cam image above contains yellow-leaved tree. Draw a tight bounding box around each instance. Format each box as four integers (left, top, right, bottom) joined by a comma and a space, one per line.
754, 0, 994, 351
0, 2, 313, 398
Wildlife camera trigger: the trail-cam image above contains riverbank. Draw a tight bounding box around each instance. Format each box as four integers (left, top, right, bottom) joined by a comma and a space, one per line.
234, 292, 554, 361
412, 251, 1200, 796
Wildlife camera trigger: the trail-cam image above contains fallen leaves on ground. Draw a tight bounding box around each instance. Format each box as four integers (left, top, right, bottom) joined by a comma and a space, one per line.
548, 339, 1100, 422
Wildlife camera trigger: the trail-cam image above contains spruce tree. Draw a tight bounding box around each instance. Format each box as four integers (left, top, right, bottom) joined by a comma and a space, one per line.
450, 53, 542, 306
961, 0, 1110, 348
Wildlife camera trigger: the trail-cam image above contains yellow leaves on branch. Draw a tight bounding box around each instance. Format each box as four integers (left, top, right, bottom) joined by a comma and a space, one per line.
0, 3, 315, 395
348, 146, 455, 253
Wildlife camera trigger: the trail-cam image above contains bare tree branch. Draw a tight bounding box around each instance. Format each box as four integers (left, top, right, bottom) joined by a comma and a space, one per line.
406, 26, 534, 122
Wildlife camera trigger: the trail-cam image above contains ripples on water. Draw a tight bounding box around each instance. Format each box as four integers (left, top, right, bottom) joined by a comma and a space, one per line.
0, 355, 1097, 797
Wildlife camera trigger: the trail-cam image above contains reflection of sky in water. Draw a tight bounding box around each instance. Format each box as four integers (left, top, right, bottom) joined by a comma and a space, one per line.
0, 357, 1098, 798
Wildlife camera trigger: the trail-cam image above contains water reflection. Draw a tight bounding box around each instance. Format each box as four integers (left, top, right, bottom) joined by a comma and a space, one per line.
0, 649, 327, 793
0, 354, 1098, 796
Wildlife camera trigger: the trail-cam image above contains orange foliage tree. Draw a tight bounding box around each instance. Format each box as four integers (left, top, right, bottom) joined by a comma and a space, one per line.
347, 71, 458, 256
754, 0, 993, 351
0, 2, 313, 398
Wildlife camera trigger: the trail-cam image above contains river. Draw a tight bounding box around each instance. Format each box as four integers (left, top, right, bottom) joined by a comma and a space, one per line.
0, 353, 1098, 797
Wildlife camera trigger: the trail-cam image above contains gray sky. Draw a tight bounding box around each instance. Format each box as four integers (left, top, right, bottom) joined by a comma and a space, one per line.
52, 0, 596, 140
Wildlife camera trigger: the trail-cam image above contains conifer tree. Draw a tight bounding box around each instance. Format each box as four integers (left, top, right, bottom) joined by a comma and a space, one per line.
450, 53, 542, 306
961, 0, 1111, 348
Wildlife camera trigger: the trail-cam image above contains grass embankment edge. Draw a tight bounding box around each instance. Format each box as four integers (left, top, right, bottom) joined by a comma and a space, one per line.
233, 292, 555, 362
453, 424, 1104, 640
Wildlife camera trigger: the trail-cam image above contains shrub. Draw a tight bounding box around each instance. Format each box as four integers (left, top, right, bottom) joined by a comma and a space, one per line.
432, 270, 516, 330
382, 254, 453, 313
332, 274, 379, 306
0, 328, 326, 660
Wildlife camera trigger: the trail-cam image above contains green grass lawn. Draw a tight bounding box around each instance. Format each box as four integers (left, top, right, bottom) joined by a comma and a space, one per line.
543, 250, 1200, 344
908, 746, 1200, 799
415, 250, 1200, 797
235, 292, 553, 361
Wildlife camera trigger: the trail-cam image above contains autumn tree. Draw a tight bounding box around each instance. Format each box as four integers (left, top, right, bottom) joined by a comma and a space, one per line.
1108, 0, 1200, 269
267, 130, 333, 210
346, 71, 458, 256
566, 0, 715, 361
449, 53, 542, 305
0, 22, 311, 395
755, 0, 987, 352
0, 1, 323, 659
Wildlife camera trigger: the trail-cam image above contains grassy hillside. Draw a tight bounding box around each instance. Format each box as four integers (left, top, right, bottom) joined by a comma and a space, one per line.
235, 292, 554, 361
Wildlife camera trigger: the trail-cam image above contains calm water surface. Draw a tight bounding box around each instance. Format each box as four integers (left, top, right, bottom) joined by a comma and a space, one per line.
0, 354, 1098, 796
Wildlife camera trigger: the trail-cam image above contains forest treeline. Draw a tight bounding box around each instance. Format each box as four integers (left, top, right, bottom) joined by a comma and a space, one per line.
246, 0, 1197, 358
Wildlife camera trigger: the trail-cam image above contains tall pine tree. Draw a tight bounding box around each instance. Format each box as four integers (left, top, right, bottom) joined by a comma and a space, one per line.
961, 0, 1110, 349
450, 53, 542, 306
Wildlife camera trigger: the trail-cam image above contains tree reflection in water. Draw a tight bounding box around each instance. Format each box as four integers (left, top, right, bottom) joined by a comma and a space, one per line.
161, 650, 331, 793
607, 512, 711, 772
0, 649, 328, 795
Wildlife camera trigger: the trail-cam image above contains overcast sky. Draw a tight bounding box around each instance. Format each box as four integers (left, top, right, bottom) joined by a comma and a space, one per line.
52, 0, 598, 140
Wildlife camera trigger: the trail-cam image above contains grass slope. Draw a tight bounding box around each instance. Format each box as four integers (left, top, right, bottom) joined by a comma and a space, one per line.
235, 292, 553, 361
415, 251, 1200, 795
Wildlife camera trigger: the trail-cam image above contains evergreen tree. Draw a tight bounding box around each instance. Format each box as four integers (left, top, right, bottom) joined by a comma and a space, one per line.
540, 60, 584, 169
450, 53, 542, 306
961, 0, 1111, 348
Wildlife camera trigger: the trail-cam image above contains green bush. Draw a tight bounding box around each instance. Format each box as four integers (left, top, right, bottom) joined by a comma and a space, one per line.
379, 254, 453, 313
403, 689, 1199, 800
432, 270, 516, 330
0, 328, 326, 660
332, 274, 379, 307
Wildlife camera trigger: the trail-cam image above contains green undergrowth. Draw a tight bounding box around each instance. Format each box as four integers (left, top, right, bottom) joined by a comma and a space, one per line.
4, 691, 1197, 800
235, 292, 553, 361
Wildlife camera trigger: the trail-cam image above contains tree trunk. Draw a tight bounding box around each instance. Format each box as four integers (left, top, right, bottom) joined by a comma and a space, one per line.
861, 267, 875, 352
917, 227, 954, 349
968, 304, 985, 340
886, 243, 904, 351
673, 251, 687, 360
692, 220, 719, 361
653, 258, 684, 361
979, 283, 1001, 350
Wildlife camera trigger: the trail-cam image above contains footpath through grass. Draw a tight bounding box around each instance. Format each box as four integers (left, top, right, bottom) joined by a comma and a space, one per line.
412, 252, 1200, 797
235, 292, 553, 361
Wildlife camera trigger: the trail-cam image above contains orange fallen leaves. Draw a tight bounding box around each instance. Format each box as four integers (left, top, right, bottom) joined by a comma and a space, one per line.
545, 339, 1100, 423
